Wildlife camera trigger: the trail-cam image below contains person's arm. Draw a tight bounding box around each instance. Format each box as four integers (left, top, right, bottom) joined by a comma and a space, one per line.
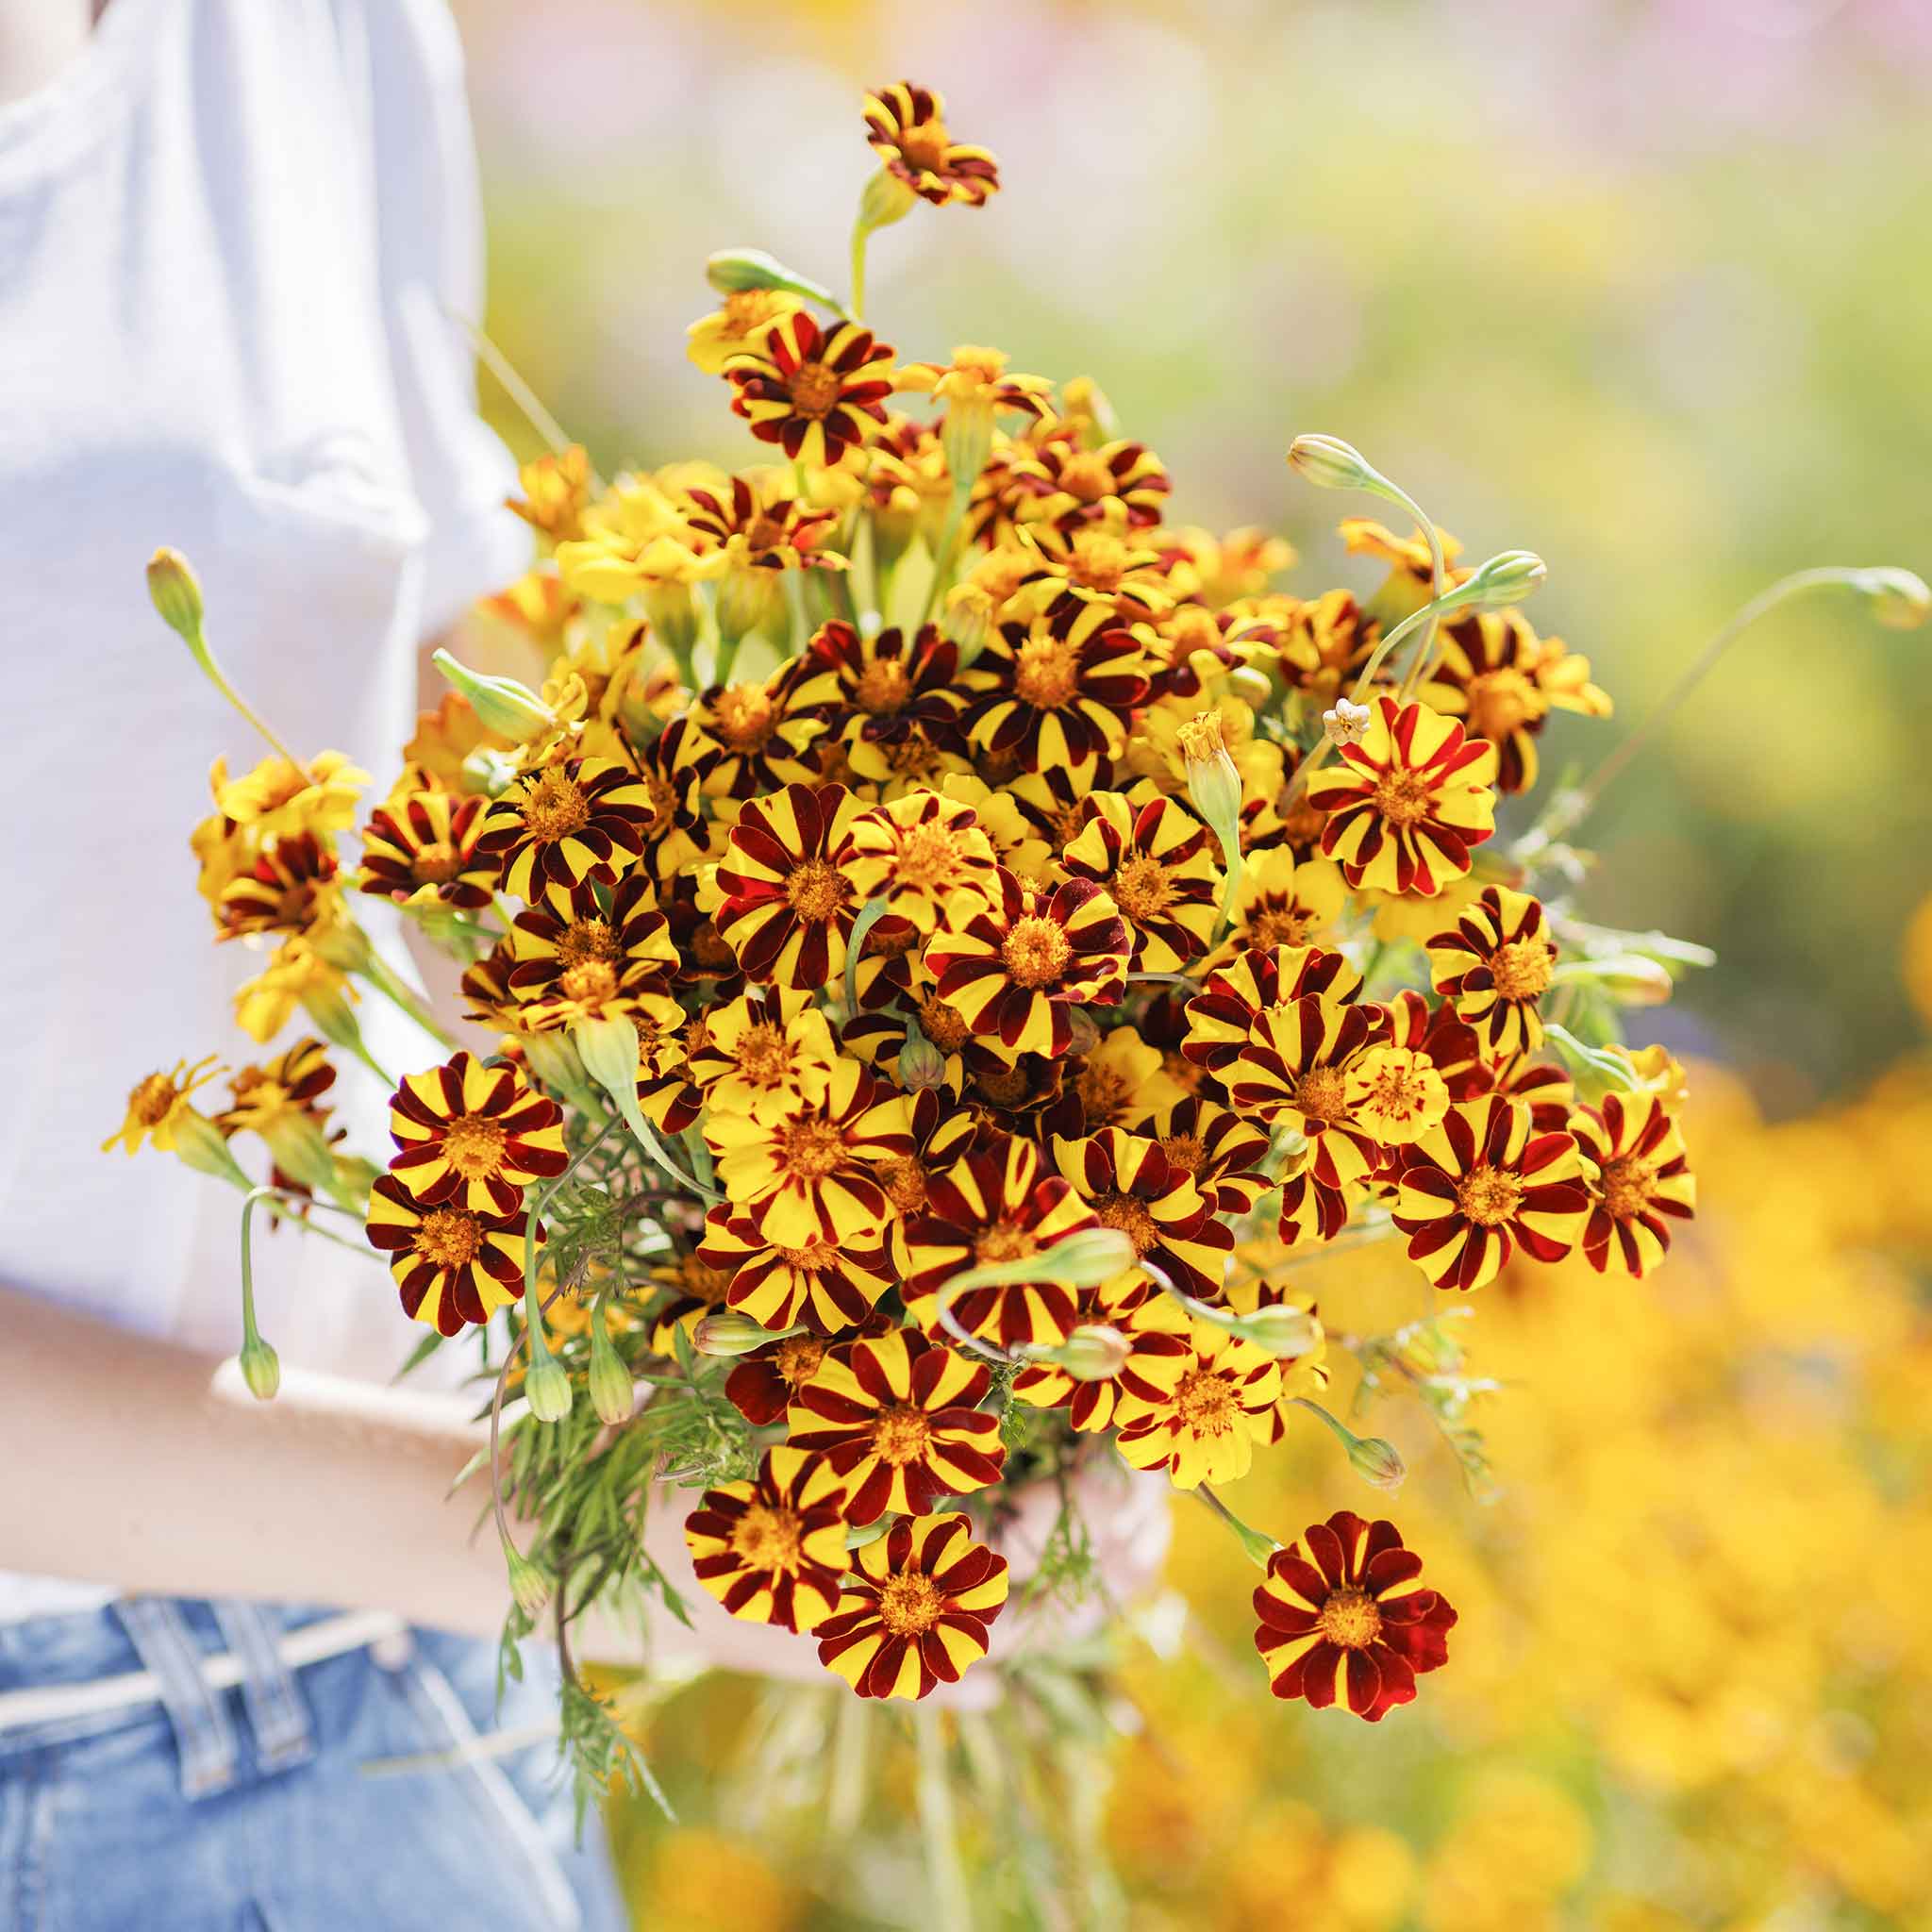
0, 1, 89, 108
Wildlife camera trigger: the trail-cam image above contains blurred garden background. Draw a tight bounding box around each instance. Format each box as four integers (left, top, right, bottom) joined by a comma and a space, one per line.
445, 0, 1932, 1924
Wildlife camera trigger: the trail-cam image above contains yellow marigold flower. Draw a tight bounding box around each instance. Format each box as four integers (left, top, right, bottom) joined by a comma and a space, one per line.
1006, 523, 1178, 632
472, 756, 657, 904
895, 344, 1053, 418
1391, 1095, 1591, 1291
1012, 1285, 1192, 1432
102, 1055, 223, 1156
216, 1037, 335, 1138
686, 986, 838, 1124
862, 81, 1000, 208
682, 1445, 852, 1634
1571, 1091, 1696, 1278
475, 567, 577, 658
504, 874, 678, 1031
1067, 1024, 1188, 1134
786, 1327, 1005, 1524
1052, 1126, 1233, 1305
216, 831, 342, 941
233, 937, 347, 1044
1304, 696, 1498, 897
554, 516, 723, 608
1346, 1045, 1452, 1147
1427, 885, 1559, 1062
704, 1058, 913, 1249
1061, 790, 1224, 975
724, 310, 895, 470
364, 1176, 540, 1337
696, 1209, 893, 1335
1221, 847, 1346, 959
385, 1050, 568, 1218
1339, 515, 1470, 603
401, 692, 511, 795
355, 788, 495, 911
686, 664, 837, 801
1169, 525, 1297, 608
207, 749, 369, 841
686, 288, 807, 378
1113, 1316, 1282, 1489
714, 782, 872, 992
505, 444, 592, 546
1014, 434, 1171, 534
845, 790, 999, 937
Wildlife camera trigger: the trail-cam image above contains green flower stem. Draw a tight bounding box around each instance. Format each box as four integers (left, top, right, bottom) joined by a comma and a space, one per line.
521, 1117, 622, 1368
914, 1709, 973, 1932
849, 222, 871, 325
841, 895, 891, 1017
357, 947, 458, 1054
915, 483, 972, 627
1193, 1485, 1279, 1568
451, 311, 584, 470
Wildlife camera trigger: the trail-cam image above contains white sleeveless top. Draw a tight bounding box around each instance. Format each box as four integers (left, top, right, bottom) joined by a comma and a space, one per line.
0, 0, 525, 1614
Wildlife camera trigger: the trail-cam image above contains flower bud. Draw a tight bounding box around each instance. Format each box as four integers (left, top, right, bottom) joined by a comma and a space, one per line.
1234, 1302, 1322, 1360
1470, 550, 1547, 608
1348, 1435, 1407, 1491
705, 249, 838, 307
460, 745, 520, 797
261, 1113, 340, 1195
519, 1030, 589, 1101
1591, 954, 1674, 1007
240, 1334, 281, 1402
147, 547, 206, 642
522, 1349, 574, 1424
693, 1310, 780, 1357
170, 1109, 251, 1187
588, 1324, 636, 1427
1322, 696, 1372, 747
1850, 565, 1931, 630
431, 649, 557, 741
571, 1013, 641, 1103
943, 582, 1000, 666
1034, 1226, 1139, 1288
858, 167, 919, 235
1286, 435, 1376, 491
503, 1537, 552, 1620
1174, 710, 1243, 836
1047, 1324, 1131, 1383
896, 1028, 948, 1091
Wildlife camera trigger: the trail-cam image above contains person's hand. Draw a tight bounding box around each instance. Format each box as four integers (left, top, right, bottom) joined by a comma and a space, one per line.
622, 1452, 1173, 1707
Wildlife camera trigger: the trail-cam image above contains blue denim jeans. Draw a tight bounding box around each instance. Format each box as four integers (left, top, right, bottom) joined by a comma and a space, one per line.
0, 1599, 627, 1931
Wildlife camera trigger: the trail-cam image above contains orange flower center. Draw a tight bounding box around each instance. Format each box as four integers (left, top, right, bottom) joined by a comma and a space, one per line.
871, 1403, 933, 1468
876, 1154, 929, 1216
1001, 914, 1073, 989
1464, 667, 1540, 741
918, 995, 971, 1052
732, 1023, 795, 1090
774, 1334, 828, 1388
557, 917, 619, 972
442, 1114, 508, 1179
1058, 453, 1113, 504
414, 1207, 482, 1270
518, 769, 590, 842
974, 1062, 1032, 1108
1249, 904, 1316, 949
729, 1503, 805, 1573
896, 123, 953, 175
1074, 1058, 1131, 1124
974, 1220, 1038, 1266
893, 820, 969, 894
1489, 938, 1554, 1002
410, 841, 461, 885
1110, 853, 1175, 921
129, 1073, 178, 1126
1456, 1163, 1524, 1227
1069, 532, 1131, 593
712, 683, 776, 752
1173, 1367, 1239, 1435
778, 1116, 847, 1181
1013, 634, 1081, 709
789, 362, 842, 421
1318, 1586, 1383, 1649
1291, 1064, 1349, 1125
785, 859, 846, 923
1091, 1191, 1158, 1256
1159, 1132, 1206, 1175
559, 961, 620, 1006
1370, 767, 1434, 827
1598, 1154, 1658, 1223
855, 657, 912, 714
876, 1570, 945, 1637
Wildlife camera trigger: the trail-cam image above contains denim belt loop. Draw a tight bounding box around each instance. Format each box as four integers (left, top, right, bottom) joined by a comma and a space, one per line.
110, 1598, 241, 1802
212, 1600, 316, 1774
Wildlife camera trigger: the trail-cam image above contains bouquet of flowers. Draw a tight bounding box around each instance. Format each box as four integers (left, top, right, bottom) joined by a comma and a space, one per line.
113, 76, 1926, 1845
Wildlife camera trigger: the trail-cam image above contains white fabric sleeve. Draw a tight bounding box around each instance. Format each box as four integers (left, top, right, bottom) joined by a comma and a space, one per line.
339, 0, 528, 635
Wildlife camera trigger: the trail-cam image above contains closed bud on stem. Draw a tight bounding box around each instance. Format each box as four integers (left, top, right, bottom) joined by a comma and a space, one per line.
146, 547, 206, 642
1470, 550, 1547, 608
170, 1109, 251, 1187
1232, 1302, 1322, 1359
460, 745, 520, 797
1034, 1225, 1139, 1289
844, 1519, 890, 1552
239, 1334, 281, 1402
1286, 435, 1377, 492
896, 1028, 948, 1091
1561, 953, 1674, 1007
260, 1114, 340, 1195
431, 650, 556, 741
1348, 1435, 1407, 1491
519, 1030, 591, 1103
705, 249, 840, 308
587, 1310, 636, 1427
857, 167, 919, 235
942, 582, 1000, 666
1850, 565, 1932, 630
571, 1013, 641, 1103
502, 1537, 552, 1620
1040, 1324, 1131, 1383
1175, 710, 1243, 841
693, 1310, 790, 1357
522, 1348, 574, 1424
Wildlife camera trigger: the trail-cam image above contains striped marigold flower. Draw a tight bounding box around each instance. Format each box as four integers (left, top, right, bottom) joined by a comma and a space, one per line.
1391, 1094, 1591, 1291
1304, 697, 1498, 897
862, 81, 1001, 209
924, 867, 1130, 1061
217, 1036, 335, 1137
715, 782, 872, 993
687, 985, 839, 1124
724, 310, 895, 470
505, 874, 679, 1031
684, 666, 836, 804
785, 1327, 1005, 1524
960, 605, 1152, 772
682, 1445, 852, 1635
724, 1328, 837, 1427
1015, 435, 1170, 534
1180, 942, 1363, 1075
1344, 1045, 1452, 1150
678, 471, 844, 574
844, 791, 999, 936
1007, 524, 1178, 632
1146, 1095, 1274, 1217
472, 757, 657, 905
1011, 1285, 1192, 1433
1051, 1126, 1232, 1305
1570, 1091, 1696, 1278
215, 831, 340, 940
355, 789, 495, 910
704, 1058, 913, 1249
1426, 885, 1558, 1062
385, 1051, 567, 1218
697, 1207, 894, 1335
1112, 1316, 1282, 1489
364, 1176, 540, 1336
1060, 791, 1223, 974
1221, 847, 1347, 959
802, 620, 970, 783
103, 1055, 223, 1157
817, 1511, 1009, 1702
1223, 995, 1387, 1185
1253, 1511, 1457, 1722
901, 1132, 1100, 1350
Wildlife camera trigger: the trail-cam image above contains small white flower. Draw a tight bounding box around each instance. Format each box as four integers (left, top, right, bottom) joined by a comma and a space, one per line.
1323, 697, 1373, 747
